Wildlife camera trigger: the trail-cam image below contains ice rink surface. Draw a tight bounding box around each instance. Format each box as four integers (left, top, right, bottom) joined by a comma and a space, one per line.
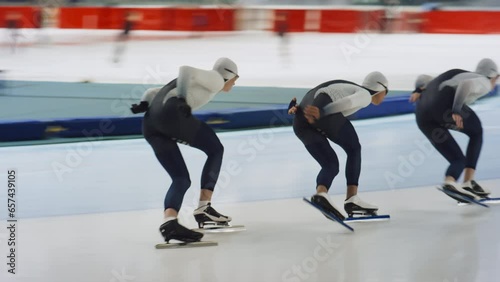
1, 29, 500, 282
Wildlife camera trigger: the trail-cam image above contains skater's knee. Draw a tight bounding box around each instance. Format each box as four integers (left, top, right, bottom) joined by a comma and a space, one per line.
447, 157, 466, 177
206, 141, 224, 158
451, 155, 466, 165
344, 141, 361, 156
465, 125, 483, 139
172, 177, 191, 191
323, 164, 340, 177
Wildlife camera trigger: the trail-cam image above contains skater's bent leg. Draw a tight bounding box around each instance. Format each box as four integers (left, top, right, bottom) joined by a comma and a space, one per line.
417, 121, 465, 181
329, 120, 361, 199
190, 122, 224, 201
305, 139, 340, 191
146, 135, 191, 217
460, 107, 483, 182
294, 114, 339, 192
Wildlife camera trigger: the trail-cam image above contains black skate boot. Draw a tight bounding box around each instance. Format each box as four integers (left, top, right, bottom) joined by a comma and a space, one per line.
311, 193, 346, 221
193, 203, 232, 228
159, 219, 203, 243
344, 195, 378, 218
442, 182, 480, 203
463, 180, 490, 198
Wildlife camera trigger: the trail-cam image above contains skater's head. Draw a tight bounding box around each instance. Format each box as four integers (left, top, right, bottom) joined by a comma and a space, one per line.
414, 74, 433, 91
475, 58, 499, 90
213, 57, 239, 92
362, 71, 388, 105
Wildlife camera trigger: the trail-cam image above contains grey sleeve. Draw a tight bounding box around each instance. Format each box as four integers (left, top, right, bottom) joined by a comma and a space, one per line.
176, 66, 192, 99
452, 77, 491, 114
322, 90, 372, 116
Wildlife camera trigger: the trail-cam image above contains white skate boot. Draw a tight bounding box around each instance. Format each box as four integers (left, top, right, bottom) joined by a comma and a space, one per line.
344, 195, 378, 218
193, 203, 232, 229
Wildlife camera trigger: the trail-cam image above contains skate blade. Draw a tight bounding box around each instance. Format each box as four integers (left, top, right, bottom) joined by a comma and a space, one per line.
458, 197, 500, 206
193, 225, 246, 233
302, 197, 354, 232
345, 214, 390, 222
155, 241, 217, 249
437, 187, 489, 208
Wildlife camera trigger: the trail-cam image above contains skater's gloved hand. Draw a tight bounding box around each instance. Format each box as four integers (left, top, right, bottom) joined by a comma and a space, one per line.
130, 101, 149, 114
177, 98, 192, 117
288, 97, 298, 115
452, 113, 463, 129
409, 92, 421, 103
304, 105, 320, 124
409, 87, 423, 103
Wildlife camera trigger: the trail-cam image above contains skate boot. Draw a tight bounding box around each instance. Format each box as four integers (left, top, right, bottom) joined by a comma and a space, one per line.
344, 195, 378, 218
462, 180, 490, 198
193, 203, 232, 228
441, 181, 481, 203
159, 219, 203, 243
311, 193, 346, 221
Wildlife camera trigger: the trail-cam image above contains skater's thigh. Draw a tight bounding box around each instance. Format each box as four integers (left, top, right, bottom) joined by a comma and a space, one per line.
417, 120, 463, 160
145, 134, 189, 178
293, 114, 327, 146
329, 119, 360, 151
315, 113, 347, 140
460, 106, 482, 136
159, 97, 203, 144
304, 138, 339, 168
189, 121, 223, 154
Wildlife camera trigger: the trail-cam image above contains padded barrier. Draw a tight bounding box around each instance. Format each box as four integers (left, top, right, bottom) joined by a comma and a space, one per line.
1, 87, 498, 142
0, 120, 47, 141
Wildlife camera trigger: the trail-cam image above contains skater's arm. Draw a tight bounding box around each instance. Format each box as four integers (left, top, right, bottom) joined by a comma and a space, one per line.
176, 66, 225, 99
130, 87, 162, 114
322, 89, 372, 117
452, 77, 491, 114
141, 87, 162, 104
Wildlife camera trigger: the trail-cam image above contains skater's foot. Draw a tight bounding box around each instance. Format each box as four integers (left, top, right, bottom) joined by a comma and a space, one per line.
311, 192, 346, 221
463, 180, 490, 197
159, 219, 203, 243
344, 195, 378, 217
193, 203, 232, 228
442, 181, 481, 202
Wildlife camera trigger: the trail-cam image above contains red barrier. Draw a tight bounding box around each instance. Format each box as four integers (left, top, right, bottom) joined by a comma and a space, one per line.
3, 6, 500, 34
0, 6, 40, 28
59, 7, 101, 29
273, 9, 306, 33
58, 6, 234, 31
421, 11, 500, 34
320, 10, 362, 33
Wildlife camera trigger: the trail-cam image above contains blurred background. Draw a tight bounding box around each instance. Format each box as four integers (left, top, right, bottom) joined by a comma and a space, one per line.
1, 0, 499, 144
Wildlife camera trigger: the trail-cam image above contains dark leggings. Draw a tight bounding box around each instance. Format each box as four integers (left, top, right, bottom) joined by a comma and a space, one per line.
144, 97, 224, 211
416, 106, 483, 180
293, 113, 362, 190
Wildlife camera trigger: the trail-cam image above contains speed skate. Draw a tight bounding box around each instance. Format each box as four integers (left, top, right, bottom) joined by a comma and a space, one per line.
436, 186, 489, 208
344, 211, 390, 222
155, 241, 218, 249
193, 221, 246, 233
458, 196, 500, 206
303, 197, 354, 232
